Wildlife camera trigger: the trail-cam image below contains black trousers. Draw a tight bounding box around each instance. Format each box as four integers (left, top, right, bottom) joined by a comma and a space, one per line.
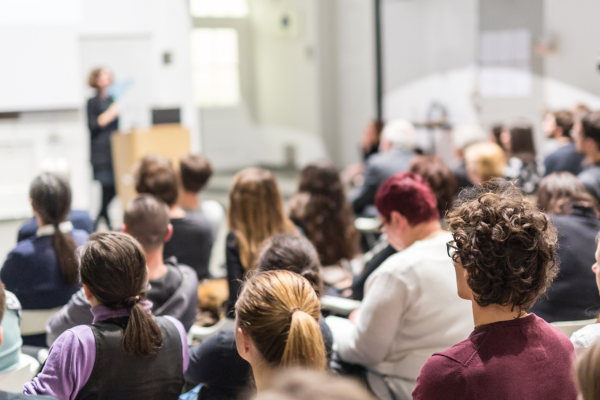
96, 184, 116, 230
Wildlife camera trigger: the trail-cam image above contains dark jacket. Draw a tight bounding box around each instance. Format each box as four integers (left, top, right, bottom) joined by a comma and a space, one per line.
530, 208, 600, 322
225, 232, 244, 317
17, 210, 94, 243
578, 165, 600, 204
544, 143, 584, 176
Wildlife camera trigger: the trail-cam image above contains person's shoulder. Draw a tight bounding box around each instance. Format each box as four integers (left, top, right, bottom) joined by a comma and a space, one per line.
6, 238, 37, 258
532, 314, 576, 348
5, 291, 21, 311
578, 165, 600, 181
71, 229, 90, 243
179, 213, 212, 234
570, 323, 600, 349
414, 344, 470, 398
175, 263, 199, 282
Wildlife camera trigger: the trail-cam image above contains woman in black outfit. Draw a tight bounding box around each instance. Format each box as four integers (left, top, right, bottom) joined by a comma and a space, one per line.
530, 172, 600, 321
87, 68, 119, 230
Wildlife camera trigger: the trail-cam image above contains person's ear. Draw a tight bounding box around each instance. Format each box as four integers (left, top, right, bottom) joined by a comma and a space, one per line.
164, 224, 173, 243
390, 211, 407, 231
0, 326, 4, 347
121, 224, 129, 234
82, 284, 94, 302
235, 326, 253, 362
555, 126, 563, 138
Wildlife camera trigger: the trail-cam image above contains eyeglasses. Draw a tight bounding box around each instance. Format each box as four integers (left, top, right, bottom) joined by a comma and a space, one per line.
446, 241, 459, 259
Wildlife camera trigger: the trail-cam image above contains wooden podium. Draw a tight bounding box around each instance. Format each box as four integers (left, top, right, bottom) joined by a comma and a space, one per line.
111, 124, 190, 209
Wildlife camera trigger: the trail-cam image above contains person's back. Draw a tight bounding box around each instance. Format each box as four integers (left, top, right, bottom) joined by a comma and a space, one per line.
545, 143, 584, 176
17, 209, 94, 243
163, 213, 213, 279
414, 314, 575, 400
0, 291, 21, 375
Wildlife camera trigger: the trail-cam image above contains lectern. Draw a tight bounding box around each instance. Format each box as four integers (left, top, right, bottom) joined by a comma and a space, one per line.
111, 124, 190, 208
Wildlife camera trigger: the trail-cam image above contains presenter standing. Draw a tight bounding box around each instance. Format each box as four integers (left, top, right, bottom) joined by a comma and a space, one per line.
86, 68, 119, 230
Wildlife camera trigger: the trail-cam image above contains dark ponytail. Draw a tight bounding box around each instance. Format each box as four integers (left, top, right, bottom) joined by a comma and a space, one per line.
30, 173, 79, 286
79, 232, 163, 356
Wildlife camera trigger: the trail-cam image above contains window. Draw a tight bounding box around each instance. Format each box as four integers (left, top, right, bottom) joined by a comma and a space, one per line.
190, 0, 249, 18
191, 28, 241, 107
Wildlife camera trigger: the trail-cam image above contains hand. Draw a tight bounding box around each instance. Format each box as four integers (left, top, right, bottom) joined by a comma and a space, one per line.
349, 309, 359, 323
97, 102, 120, 128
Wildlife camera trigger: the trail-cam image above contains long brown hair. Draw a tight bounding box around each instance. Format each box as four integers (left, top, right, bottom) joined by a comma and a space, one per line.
576, 338, 600, 400
79, 232, 163, 356
30, 173, 79, 286
291, 161, 359, 266
235, 271, 326, 369
409, 156, 458, 217
536, 172, 600, 217
228, 168, 297, 269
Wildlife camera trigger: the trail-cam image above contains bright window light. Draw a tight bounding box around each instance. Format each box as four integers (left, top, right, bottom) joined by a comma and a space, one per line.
190, 0, 249, 18
191, 28, 241, 107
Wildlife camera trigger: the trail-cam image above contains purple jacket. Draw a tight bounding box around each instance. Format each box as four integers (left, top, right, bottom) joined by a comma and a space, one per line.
24, 302, 188, 400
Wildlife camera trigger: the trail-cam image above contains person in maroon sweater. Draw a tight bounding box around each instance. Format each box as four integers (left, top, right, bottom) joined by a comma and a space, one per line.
413, 181, 578, 400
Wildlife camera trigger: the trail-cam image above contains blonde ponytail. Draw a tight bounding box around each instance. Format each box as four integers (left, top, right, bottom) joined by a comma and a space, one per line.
235, 270, 326, 370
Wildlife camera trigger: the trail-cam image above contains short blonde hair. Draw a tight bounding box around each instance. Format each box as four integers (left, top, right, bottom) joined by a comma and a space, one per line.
465, 142, 507, 183
87, 68, 110, 90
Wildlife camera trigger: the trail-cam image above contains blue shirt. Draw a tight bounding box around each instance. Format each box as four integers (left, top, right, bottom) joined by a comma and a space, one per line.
1, 229, 89, 310
0, 291, 22, 374
17, 210, 94, 243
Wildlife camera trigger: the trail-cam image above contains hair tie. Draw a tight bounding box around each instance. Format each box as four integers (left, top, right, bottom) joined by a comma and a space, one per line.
124, 295, 140, 308
289, 307, 301, 320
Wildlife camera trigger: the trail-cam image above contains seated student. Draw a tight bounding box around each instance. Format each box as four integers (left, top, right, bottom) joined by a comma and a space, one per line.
225, 168, 297, 316
327, 172, 473, 399
409, 156, 458, 218
235, 271, 326, 393
177, 154, 224, 237
185, 234, 332, 400
0, 284, 57, 400
25, 232, 188, 399
18, 210, 93, 243
256, 369, 376, 400
135, 154, 214, 279
413, 182, 577, 400
570, 232, 600, 356
46, 194, 199, 345
289, 160, 360, 266
574, 335, 600, 400
575, 111, 600, 203
464, 142, 507, 185
543, 110, 585, 176
530, 172, 600, 322
501, 121, 544, 194
451, 125, 487, 192
1, 173, 88, 346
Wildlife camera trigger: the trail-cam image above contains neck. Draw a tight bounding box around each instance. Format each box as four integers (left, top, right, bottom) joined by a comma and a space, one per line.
169, 204, 186, 219
555, 136, 571, 147
472, 301, 526, 328
98, 88, 107, 99
587, 150, 600, 166
252, 362, 274, 393
403, 220, 444, 249
145, 247, 168, 280
178, 190, 200, 211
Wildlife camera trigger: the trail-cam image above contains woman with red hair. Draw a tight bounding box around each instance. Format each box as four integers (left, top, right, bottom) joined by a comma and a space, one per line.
326, 172, 472, 400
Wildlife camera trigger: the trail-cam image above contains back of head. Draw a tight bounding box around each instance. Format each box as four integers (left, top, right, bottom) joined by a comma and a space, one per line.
79, 232, 163, 356
447, 181, 558, 313
235, 270, 325, 370
452, 124, 486, 150
255, 233, 323, 297
554, 110, 574, 138
228, 168, 296, 269
256, 369, 375, 400
124, 194, 170, 251
381, 120, 417, 151
179, 154, 214, 193
509, 121, 536, 159
536, 172, 599, 216
134, 154, 178, 206
577, 338, 600, 400
409, 156, 458, 216
581, 111, 600, 149
464, 142, 507, 183
375, 172, 439, 225
297, 160, 359, 266
30, 172, 78, 285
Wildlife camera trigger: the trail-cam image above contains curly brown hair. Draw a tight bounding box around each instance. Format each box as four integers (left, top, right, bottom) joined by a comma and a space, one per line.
447, 181, 558, 312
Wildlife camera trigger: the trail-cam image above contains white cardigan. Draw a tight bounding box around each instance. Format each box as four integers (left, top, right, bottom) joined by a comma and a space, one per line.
327, 232, 473, 399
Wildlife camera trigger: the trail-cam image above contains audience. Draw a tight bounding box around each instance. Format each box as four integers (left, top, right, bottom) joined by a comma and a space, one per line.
350, 120, 417, 217
489, 123, 505, 151
46, 194, 198, 345
570, 232, 600, 356
135, 154, 214, 279
530, 172, 600, 322
502, 121, 543, 194
409, 155, 458, 218
225, 168, 297, 315
25, 232, 188, 399
2, 173, 88, 346
413, 181, 577, 400
575, 111, 600, 203
256, 369, 376, 400
0, 285, 22, 375
327, 172, 472, 399
290, 160, 360, 266
451, 124, 487, 191
464, 142, 507, 185
543, 110, 584, 176
235, 270, 326, 394
185, 234, 332, 400
177, 154, 224, 236
575, 338, 600, 400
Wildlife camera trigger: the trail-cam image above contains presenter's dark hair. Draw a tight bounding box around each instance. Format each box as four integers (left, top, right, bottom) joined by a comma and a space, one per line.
79, 232, 163, 356
30, 173, 79, 286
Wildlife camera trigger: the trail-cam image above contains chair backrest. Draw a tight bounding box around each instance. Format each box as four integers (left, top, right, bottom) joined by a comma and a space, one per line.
551, 318, 597, 338
320, 296, 361, 317
21, 308, 62, 336
188, 317, 236, 344
0, 353, 40, 393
